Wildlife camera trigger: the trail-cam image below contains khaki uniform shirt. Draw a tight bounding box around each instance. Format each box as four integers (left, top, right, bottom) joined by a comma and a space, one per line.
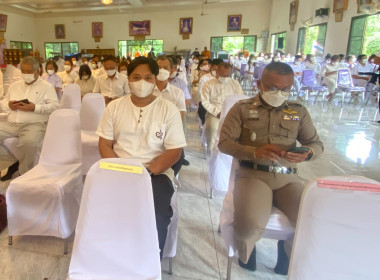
218, 94, 323, 168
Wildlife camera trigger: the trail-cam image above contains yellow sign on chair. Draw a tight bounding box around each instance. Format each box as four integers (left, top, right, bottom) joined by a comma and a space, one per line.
99, 162, 143, 174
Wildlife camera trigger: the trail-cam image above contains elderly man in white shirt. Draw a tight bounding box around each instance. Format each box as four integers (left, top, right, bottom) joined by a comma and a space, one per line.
93, 55, 130, 105
201, 62, 244, 150
0, 56, 59, 178
169, 57, 192, 107
154, 56, 186, 120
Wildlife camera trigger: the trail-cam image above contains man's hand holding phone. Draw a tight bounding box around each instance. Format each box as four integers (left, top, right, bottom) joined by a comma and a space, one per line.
283, 147, 312, 162
9, 99, 35, 112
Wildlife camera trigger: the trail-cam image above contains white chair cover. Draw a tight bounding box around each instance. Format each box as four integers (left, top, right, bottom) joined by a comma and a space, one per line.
67, 158, 161, 280
80, 93, 106, 174
220, 158, 295, 257
288, 176, 380, 280
163, 189, 178, 258
60, 83, 81, 111
209, 95, 249, 193
6, 109, 83, 239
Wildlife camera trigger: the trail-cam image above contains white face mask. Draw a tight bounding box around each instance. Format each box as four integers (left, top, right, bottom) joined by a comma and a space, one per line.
106, 69, 116, 76
332, 62, 337, 66
157, 68, 170, 81
82, 75, 89, 80
211, 70, 217, 77
362, 59, 368, 64
294, 61, 300, 65
64, 65, 71, 71
91, 64, 97, 69
22, 73, 36, 84
129, 80, 155, 98
120, 70, 128, 75
273, 57, 280, 62
97, 62, 102, 68
326, 59, 331, 64
47, 70, 55, 75
83, 61, 88, 65
169, 71, 177, 79
72, 61, 77, 65
261, 90, 289, 107
218, 77, 231, 84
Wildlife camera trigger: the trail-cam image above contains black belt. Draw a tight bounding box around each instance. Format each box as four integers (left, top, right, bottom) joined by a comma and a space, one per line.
240, 161, 298, 175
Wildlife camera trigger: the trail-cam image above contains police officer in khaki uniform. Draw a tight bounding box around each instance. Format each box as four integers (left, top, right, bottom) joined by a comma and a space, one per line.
218, 62, 324, 275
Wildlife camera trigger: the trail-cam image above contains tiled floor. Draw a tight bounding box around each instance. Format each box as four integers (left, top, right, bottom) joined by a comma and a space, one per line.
0, 94, 379, 280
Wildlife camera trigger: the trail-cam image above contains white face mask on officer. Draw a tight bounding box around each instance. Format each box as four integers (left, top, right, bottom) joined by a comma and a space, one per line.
157, 68, 170, 81
129, 80, 155, 98
260, 84, 290, 107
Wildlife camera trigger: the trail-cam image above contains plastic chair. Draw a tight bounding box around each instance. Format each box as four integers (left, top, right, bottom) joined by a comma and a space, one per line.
220, 159, 295, 280
6, 109, 83, 254
60, 83, 81, 111
300, 69, 328, 103
67, 158, 161, 280
253, 63, 267, 81
288, 176, 380, 280
209, 95, 249, 199
79, 93, 106, 174
336, 69, 366, 104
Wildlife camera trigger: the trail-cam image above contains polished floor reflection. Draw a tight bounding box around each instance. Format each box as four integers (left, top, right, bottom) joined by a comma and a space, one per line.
0, 96, 379, 280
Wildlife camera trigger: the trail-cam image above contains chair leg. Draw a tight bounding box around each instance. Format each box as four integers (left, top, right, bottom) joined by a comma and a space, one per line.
210, 188, 213, 199
218, 224, 221, 233
227, 256, 233, 280
8, 236, 12, 245
169, 257, 173, 275
64, 238, 68, 254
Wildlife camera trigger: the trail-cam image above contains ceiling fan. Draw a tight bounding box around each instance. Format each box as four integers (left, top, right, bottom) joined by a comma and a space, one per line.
200, 0, 210, 16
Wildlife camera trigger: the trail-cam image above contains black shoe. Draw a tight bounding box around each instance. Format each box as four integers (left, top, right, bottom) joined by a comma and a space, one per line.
274, 240, 290, 275
0, 161, 19, 181
182, 159, 190, 166
238, 246, 256, 271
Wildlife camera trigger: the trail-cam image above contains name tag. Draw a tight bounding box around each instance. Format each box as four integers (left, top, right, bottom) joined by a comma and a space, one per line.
99, 162, 143, 174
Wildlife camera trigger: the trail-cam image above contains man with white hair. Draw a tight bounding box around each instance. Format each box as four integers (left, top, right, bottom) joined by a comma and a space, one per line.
0, 56, 59, 179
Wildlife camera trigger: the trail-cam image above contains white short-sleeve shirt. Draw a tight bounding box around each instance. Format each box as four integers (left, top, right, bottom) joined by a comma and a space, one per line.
153, 83, 186, 112
97, 95, 186, 179
93, 72, 130, 98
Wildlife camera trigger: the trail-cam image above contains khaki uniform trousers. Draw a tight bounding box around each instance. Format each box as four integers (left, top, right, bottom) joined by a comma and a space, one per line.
233, 166, 306, 263
0, 122, 47, 175
205, 112, 219, 151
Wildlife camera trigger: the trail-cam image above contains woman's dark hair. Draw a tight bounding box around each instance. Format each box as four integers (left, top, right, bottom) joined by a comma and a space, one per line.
79, 65, 92, 80
118, 62, 128, 72
45, 61, 58, 72
368, 54, 376, 61
65, 60, 73, 66
331, 55, 340, 62
127, 57, 159, 77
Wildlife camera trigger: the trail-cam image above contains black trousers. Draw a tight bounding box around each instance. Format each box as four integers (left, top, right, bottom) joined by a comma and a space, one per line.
198, 102, 207, 125
151, 174, 174, 259
171, 149, 184, 176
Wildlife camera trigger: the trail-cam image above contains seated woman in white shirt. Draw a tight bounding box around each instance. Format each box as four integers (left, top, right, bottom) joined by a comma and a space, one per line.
97, 57, 186, 259
352, 54, 374, 88
118, 62, 128, 76
304, 54, 322, 82
75, 65, 97, 99
42, 61, 63, 100
57, 60, 79, 85
321, 55, 344, 102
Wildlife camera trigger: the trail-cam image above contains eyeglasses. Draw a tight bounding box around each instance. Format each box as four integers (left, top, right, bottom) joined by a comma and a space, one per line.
261, 84, 292, 96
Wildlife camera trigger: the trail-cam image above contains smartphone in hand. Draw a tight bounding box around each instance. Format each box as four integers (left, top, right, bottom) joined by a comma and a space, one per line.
18, 99, 30, 104
287, 147, 310, 154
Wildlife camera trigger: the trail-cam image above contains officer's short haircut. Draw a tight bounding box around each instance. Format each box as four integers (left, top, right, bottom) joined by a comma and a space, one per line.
211, 59, 223, 66
264, 62, 294, 76
218, 62, 232, 70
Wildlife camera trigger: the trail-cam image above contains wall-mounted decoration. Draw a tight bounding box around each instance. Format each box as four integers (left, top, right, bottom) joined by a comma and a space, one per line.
0, 14, 8, 32
55, 24, 65, 39
289, 0, 299, 25
129, 20, 151, 36
92, 22, 103, 38
179, 17, 193, 35
334, 0, 348, 13
357, 0, 378, 13
227, 15, 242, 32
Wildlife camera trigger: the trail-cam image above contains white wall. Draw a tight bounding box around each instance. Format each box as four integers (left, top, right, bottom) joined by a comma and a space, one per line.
0, 5, 37, 49
269, 0, 366, 55
33, 1, 270, 58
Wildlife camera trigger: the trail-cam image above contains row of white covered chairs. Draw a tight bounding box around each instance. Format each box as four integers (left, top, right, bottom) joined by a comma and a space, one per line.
6, 109, 179, 279
209, 95, 380, 279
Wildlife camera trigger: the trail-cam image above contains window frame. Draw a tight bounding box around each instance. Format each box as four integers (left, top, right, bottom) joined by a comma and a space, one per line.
270, 31, 287, 53
44, 42, 79, 59
209, 35, 257, 56
10, 41, 33, 50
296, 22, 328, 54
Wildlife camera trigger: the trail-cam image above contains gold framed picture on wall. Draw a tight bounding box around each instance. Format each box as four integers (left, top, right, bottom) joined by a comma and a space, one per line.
227, 15, 242, 32
0, 14, 8, 32
179, 18, 193, 35
289, 0, 299, 25
92, 22, 103, 38
55, 24, 65, 39
129, 20, 151, 36
333, 0, 348, 13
